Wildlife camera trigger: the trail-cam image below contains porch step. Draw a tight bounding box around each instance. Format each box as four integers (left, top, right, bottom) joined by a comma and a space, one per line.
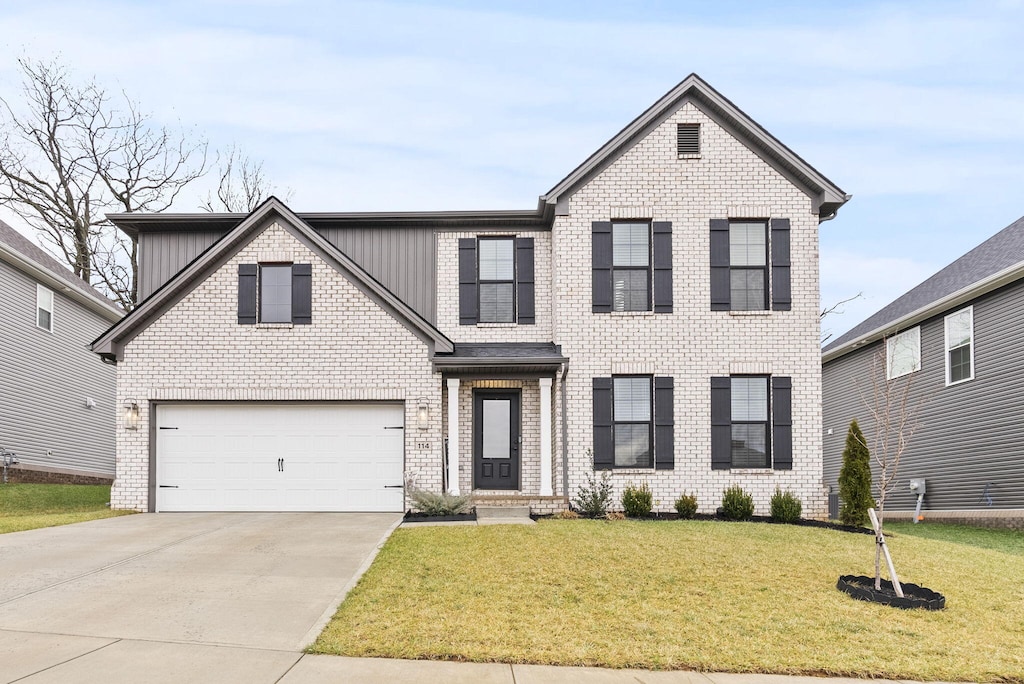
475, 505, 533, 523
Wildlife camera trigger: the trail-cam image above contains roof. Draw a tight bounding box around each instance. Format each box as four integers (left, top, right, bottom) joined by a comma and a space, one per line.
542, 73, 850, 219
91, 197, 455, 361
823, 214, 1024, 362
0, 219, 122, 322
433, 343, 567, 374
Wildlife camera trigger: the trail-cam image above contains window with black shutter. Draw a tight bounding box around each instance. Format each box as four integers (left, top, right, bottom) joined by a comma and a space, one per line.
709, 219, 791, 312
710, 375, 793, 470
459, 236, 534, 325
593, 375, 674, 470
612, 223, 650, 312
237, 263, 312, 325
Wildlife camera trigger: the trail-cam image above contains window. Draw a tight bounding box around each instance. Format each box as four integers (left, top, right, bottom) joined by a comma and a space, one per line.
677, 123, 700, 156
478, 238, 515, 323
945, 307, 974, 385
237, 263, 311, 325
886, 327, 921, 379
613, 376, 652, 467
729, 222, 767, 311
36, 284, 54, 332
730, 376, 769, 468
612, 222, 650, 311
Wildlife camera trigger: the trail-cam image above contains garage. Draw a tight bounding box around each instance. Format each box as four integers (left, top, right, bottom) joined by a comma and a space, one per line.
155, 403, 405, 512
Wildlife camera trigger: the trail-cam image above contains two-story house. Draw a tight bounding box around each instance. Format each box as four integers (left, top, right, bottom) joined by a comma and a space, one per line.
91, 74, 848, 515
1, 219, 121, 483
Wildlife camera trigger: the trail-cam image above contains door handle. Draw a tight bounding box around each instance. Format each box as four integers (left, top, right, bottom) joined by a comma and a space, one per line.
159, 485, 179, 489
384, 485, 404, 489
278, 458, 284, 472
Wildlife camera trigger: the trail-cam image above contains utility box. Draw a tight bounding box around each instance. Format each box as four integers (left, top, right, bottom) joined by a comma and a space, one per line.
909, 478, 926, 495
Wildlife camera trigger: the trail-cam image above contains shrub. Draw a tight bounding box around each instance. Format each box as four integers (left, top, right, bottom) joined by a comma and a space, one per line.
838, 419, 875, 526
572, 467, 614, 517
552, 509, 580, 520
769, 488, 802, 523
621, 481, 653, 518
674, 493, 698, 519
720, 485, 754, 521
408, 488, 470, 516
605, 511, 625, 521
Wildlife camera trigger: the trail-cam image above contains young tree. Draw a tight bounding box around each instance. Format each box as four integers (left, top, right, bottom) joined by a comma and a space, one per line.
838, 419, 874, 526
200, 143, 292, 213
0, 58, 208, 309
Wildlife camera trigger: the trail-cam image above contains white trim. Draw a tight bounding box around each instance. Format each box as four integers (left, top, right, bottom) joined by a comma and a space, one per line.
36, 283, 54, 332
885, 327, 921, 380
944, 305, 975, 386
446, 378, 461, 495
539, 377, 553, 496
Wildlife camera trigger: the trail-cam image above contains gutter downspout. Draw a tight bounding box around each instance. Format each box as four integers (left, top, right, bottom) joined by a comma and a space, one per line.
560, 361, 569, 502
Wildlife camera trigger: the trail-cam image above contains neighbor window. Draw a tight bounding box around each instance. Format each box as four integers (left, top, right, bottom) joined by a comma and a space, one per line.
730, 376, 769, 468
886, 327, 921, 379
478, 238, 515, 323
259, 264, 292, 323
613, 376, 652, 467
36, 284, 53, 332
945, 307, 974, 385
729, 221, 767, 311
612, 222, 650, 311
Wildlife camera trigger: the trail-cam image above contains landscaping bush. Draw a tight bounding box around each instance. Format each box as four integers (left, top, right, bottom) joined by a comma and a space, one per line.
408, 488, 471, 516
674, 493, 698, 519
769, 488, 802, 523
720, 485, 755, 520
838, 419, 874, 527
572, 468, 613, 517
621, 481, 653, 518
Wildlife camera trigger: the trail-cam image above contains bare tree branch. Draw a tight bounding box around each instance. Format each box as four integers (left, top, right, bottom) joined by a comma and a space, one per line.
201, 144, 291, 213
820, 292, 863, 344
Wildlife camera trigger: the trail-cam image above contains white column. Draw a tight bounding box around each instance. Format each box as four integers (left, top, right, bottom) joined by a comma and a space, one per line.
446, 378, 461, 495
539, 377, 553, 496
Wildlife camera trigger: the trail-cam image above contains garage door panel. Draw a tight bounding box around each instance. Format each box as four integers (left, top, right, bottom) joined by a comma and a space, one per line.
156, 403, 405, 512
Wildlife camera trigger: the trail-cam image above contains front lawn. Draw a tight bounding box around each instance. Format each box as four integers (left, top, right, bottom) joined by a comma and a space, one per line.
311, 519, 1024, 682
0, 484, 131, 534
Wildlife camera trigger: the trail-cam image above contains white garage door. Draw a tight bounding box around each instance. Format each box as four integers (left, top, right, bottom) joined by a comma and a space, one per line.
155, 403, 405, 512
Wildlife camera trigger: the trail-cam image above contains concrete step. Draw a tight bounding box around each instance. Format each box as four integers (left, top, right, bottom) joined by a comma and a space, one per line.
475, 505, 532, 520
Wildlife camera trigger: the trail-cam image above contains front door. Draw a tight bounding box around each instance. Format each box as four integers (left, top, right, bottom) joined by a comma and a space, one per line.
473, 390, 520, 490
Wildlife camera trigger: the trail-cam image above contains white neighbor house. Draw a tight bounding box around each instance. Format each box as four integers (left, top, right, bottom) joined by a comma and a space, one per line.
92, 74, 849, 515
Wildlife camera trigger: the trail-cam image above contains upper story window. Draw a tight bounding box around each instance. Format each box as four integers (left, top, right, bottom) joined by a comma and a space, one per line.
237, 263, 312, 325
728, 222, 767, 311
945, 307, 974, 385
612, 223, 650, 312
886, 327, 921, 379
478, 238, 515, 323
36, 284, 54, 332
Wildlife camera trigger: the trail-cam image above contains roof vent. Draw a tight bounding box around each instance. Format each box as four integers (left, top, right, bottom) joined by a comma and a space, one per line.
677, 123, 700, 156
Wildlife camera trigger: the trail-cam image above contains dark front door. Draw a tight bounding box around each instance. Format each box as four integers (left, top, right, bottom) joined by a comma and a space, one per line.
473, 390, 520, 490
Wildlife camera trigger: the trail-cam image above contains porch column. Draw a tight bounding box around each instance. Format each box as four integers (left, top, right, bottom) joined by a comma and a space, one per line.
539, 376, 553, 496
446, 378, 461, 495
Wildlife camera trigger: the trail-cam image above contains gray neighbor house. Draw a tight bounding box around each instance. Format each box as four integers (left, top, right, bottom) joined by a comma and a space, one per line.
822, 215, 1024, 528
0, 219, 122, 483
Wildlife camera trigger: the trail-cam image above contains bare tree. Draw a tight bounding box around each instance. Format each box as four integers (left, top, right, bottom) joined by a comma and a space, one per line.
201, 144, 290, 213
0, 58, 207, 309
858, 335, 928, 588
820, 292, 863, 344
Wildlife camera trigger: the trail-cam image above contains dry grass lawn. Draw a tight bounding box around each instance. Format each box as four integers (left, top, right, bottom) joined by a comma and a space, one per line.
311, 519, 1024, 682
0, 484, 131, 534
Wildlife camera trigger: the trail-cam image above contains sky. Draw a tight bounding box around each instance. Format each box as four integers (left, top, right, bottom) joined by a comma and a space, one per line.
1, 0, 1022, 340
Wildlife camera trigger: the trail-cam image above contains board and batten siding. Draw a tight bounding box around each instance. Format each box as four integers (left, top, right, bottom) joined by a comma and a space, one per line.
0, 259, 116, 476
823, 278, 1024, 512
139, 226, 437, 322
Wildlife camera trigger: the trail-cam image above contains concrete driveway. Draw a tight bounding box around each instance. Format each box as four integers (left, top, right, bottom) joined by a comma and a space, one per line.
0, 512, 400, 683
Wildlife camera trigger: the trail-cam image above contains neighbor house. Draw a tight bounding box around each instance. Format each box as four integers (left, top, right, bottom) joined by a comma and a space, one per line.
822, 215, 1024, 528
0, 219, 121, 483
92, 74, 848, 516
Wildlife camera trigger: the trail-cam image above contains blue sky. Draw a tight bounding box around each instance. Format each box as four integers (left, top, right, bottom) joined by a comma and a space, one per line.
1, 0, 1022, 339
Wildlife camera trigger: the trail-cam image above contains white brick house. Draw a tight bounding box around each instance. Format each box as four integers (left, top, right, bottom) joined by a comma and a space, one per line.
92, 74, 848, 516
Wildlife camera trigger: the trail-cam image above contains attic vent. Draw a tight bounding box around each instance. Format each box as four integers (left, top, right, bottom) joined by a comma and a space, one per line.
677, 123, 700, 156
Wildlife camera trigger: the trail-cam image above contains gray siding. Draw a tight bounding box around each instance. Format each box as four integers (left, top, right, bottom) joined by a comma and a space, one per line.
0, 259, 116, 475
140, 227, 437, 322
823, 279, 1024, 512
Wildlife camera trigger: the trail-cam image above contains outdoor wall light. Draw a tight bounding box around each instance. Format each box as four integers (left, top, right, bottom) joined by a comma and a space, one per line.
416, 399, 429, 430
124, 402, 140, 430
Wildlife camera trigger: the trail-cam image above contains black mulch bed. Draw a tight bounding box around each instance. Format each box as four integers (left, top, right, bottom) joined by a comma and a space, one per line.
838, 574, 946, 610
403, 511, 477, 523
534, 511, 873, 534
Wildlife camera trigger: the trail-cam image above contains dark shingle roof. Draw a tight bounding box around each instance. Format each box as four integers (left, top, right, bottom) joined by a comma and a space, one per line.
0, 218, 121, 315
825, 215, 1024, 352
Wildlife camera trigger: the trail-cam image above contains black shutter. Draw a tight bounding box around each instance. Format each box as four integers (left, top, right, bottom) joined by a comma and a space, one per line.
771, 218, 791, 311
459, 238, 477, 325
592, 377, 614, 470
592, 221, 613, 313
772, 376, 793, 470
711, 377, 732, 470
516, 237, 535, 324
238, 264, 257, 325
652, 222, 673, 313
710, 219, 730, 311
654, 377, 674, 470
291, 263, 312, 325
